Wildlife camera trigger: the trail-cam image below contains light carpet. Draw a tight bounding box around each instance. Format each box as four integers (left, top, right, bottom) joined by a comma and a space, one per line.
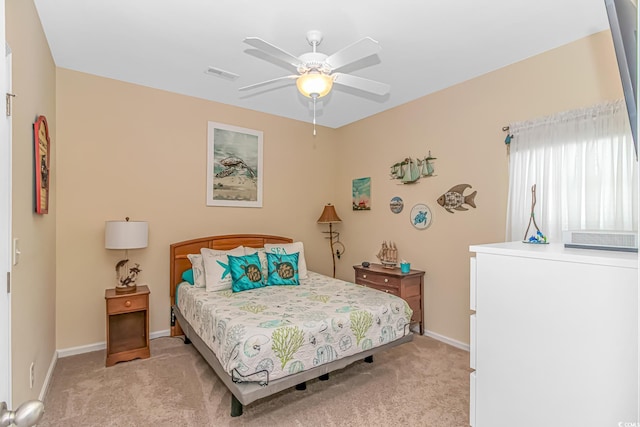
40, 335, 470, 426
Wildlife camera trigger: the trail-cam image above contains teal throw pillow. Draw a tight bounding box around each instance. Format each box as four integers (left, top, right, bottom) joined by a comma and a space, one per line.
266, 252, 300, 286
181, 268, 195, 285
228, 253, 265, 292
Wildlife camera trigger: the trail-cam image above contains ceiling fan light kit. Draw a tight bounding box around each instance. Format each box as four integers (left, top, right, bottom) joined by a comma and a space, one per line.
240, 30, 390, 135
296, 72, 333, 98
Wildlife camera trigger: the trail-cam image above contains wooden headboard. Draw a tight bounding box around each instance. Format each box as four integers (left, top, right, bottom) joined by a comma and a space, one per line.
169, 234, 293, 336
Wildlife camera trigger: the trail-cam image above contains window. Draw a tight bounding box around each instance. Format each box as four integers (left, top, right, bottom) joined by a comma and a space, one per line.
506, 100, 638, 242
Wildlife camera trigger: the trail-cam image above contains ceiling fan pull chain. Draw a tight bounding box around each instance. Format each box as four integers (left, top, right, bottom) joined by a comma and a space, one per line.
313, 96, 317, 136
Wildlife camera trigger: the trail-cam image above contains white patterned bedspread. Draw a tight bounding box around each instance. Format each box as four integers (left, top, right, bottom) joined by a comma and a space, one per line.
176, 271, 413, 383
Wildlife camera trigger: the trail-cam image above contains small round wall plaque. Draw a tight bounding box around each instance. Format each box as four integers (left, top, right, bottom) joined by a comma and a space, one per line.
410, 203, 433, 230
389, 196, 404, 214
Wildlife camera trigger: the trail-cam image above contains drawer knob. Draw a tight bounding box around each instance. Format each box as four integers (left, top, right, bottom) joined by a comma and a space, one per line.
125, 300, 132, 307
362, 274, 367, 279
384, 278, 389, 283
384, 289, 389, 293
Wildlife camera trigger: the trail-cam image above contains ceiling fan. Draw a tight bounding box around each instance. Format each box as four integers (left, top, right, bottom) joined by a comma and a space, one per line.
239, 30, 390, 135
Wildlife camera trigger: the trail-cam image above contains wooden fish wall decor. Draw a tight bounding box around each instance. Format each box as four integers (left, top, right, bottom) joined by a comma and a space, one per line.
437, 184, 477, 213
390, 152, 436, 184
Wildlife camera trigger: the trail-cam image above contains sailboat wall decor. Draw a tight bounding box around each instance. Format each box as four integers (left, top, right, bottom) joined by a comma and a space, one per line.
390, 152, 436, 184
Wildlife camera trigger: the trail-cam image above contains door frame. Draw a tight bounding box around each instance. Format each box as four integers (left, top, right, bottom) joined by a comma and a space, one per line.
1, 0, 12, 407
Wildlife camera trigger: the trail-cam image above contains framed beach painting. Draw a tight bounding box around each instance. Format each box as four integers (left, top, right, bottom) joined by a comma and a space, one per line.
206, 121, 263, 208
352, 177, 371, 210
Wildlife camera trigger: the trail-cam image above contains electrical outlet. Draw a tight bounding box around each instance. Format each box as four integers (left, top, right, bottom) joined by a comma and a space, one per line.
29, 362, 35, 389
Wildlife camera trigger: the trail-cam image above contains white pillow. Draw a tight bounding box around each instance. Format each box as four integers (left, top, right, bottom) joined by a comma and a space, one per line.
244, 247, 268, 279
187, 254, 205, 288
201, 246, 245, 292
264, 242, 308, 279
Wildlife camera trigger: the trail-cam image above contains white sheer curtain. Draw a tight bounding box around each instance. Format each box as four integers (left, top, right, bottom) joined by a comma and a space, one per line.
506, 100, 638, 242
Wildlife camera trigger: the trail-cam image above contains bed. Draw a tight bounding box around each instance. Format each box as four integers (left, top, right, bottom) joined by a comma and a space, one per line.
169, 234, 414, 417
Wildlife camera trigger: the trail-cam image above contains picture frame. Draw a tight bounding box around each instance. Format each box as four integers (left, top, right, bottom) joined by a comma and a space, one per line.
389, 196, 404, 214
410, 203, 433, 230
352, 177, 371, 210
206, 121, 263, 208
34, 115, 50, 214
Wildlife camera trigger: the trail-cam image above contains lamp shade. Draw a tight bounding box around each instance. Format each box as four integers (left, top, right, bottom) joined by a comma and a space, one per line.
297, 72, 334, 98
317, 204, 342, 223
105, 220, 148, 249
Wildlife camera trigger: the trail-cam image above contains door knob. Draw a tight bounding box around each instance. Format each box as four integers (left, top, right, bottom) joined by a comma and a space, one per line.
0, 400, 45, 427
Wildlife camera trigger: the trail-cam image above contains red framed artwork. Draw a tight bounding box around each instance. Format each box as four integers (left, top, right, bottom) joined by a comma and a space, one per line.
34, 115, 50, 214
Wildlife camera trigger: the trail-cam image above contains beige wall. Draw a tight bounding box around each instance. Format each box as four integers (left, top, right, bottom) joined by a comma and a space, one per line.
6, 0, 57, 404
11, 8, 622, 363
333, 30, 625, 344
55, 70, 340, 349
55, 31, 624, 351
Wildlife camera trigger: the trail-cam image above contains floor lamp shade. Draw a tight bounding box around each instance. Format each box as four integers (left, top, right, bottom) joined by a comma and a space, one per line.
317, 204, 342, 224
105, 220, 148, 249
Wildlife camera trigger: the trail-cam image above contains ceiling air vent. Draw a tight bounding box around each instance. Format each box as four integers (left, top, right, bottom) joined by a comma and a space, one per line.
205, 67, 239, 81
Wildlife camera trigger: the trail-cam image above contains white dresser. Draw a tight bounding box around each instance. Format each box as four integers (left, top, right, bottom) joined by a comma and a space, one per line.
469, 242, 638, 427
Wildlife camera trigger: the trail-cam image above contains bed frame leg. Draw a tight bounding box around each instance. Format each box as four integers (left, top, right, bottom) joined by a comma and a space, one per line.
231, 394, 243, 417
295, 382, 307, 390
184, 336, 191, 345
319, 373, 329, 381
364, 355, 373, 363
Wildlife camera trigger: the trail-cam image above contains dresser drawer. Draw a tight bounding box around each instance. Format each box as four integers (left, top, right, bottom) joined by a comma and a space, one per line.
355, 272, 400, 289
361, 282, 400, 296
107, 294, 147, 314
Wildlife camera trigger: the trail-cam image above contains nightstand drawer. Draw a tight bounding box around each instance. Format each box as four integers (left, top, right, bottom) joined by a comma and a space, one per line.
107, 294, 147, 314
356, 272, 400, 289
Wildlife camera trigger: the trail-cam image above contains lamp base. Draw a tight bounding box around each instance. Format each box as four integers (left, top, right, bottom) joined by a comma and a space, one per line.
114, 259, 142, 294
115, 284, 137, 294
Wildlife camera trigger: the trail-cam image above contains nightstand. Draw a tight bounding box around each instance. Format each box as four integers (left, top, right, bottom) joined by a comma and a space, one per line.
353, 264, 424, 334
105, 285, 150, 367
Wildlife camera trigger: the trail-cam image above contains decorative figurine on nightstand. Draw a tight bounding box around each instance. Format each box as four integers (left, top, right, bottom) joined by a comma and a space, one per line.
376, 241, 398, 268
115, 261, 142, 290
522, 184, 548, 244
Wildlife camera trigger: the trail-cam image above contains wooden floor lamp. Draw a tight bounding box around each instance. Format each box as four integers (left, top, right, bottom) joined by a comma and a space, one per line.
317, 204, 345, 278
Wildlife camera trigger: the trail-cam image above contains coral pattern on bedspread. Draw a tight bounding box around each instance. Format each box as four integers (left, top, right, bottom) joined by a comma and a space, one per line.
177, 271, 413, 383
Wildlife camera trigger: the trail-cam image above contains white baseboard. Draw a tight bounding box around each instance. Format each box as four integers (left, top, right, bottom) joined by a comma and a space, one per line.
57, 329, 171, 358
56, 328, 468, 358
150, 329, 171, 340
423, 329, 470, 352
57, 341, 104, 358
39, 350, 58, 401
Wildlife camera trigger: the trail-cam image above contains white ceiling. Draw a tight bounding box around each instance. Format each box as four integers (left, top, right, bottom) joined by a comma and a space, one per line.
33, 0, 610, 129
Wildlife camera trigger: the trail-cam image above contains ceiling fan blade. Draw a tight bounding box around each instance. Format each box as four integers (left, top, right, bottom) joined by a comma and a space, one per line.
243, 37, 303, 68
332, 73, 390, 96
239, 75, 299, 91
325, 37, 382, 72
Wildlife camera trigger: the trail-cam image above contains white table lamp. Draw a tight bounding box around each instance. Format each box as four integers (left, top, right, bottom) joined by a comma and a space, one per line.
105, 217, 148, 294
